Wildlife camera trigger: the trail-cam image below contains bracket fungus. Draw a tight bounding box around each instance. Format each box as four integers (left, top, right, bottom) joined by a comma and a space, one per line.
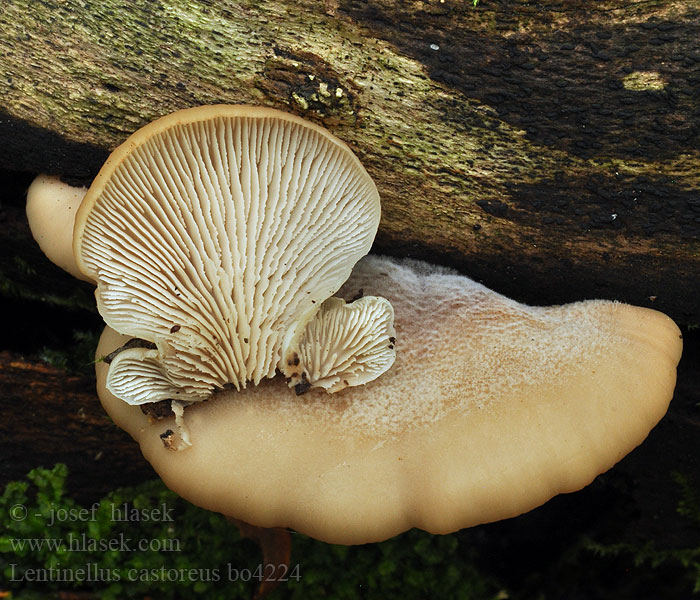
281, 295, 396, 394
26, 174, 91, 282
27, 105, 682, 545
71, 105, 394, 413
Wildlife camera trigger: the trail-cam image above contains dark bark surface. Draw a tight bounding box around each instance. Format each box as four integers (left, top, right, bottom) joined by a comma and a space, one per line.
0, 351, 154, 502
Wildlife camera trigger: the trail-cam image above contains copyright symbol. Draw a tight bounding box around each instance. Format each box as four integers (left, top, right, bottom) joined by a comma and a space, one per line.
10, 504, 27, 521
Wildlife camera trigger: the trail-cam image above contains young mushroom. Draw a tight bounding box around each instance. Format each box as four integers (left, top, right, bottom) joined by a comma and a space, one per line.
26, 174, 91, 282
281, 295, 396, 394
26, 105, 682, 545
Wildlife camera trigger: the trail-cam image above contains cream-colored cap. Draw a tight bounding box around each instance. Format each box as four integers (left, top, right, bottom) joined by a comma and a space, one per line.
96, 255, 682, 544
26, 174, 91, 282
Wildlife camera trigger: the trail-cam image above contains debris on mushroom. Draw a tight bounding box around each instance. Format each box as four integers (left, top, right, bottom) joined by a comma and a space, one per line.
68, 105, 393, 412
170, 400, 193, 450
94, 255, 682, 544
140, 399, 175, 422
281, 296, 396, 393
159, 429, 177, 451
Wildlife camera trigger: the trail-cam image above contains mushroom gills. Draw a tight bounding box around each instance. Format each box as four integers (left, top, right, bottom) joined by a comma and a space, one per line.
280, 296, 396, 393
73, 106, 388, 406
95, 255, 683, 544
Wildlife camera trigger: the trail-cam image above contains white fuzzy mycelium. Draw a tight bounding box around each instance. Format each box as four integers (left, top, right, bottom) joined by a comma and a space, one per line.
95, 254, 682, 544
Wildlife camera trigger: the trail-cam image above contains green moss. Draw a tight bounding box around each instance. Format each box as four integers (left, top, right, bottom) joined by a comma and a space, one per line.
1, 464, 262, 599
584, 472, 700, 594
1, 464, 504, 599
6, 463, 700, 598
37, 329, 102, 375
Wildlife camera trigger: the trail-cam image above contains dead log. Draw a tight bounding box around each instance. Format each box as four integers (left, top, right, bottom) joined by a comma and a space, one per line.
2, 0, 700, 500
0, 351, 153, 500
0, 0, 698, 322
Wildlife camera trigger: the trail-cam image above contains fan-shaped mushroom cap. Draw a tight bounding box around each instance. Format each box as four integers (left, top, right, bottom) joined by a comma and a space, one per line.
96, 255, 682, 545
26, 175, 91, 282
74, 105, 382, 403
282, 295, 396, 393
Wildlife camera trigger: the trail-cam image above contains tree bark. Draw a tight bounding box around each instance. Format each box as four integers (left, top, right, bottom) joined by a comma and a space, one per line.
0, 0, 699, 323
0, 351, 154, 500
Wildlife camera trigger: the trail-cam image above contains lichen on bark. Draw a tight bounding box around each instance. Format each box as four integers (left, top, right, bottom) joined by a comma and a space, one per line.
1, 0, 699, 320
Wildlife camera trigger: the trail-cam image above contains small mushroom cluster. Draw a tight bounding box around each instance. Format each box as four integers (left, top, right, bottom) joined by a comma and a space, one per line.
27, 105, 682, 544
31, 106, 397, 446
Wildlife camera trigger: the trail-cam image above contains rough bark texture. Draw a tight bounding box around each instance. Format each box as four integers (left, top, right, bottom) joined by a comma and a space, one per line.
0, 0, 699, 322
0, 351, 154, 502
